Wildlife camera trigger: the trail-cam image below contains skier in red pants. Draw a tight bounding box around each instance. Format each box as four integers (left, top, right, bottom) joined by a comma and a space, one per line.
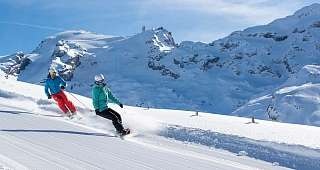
45, 68, 76, 116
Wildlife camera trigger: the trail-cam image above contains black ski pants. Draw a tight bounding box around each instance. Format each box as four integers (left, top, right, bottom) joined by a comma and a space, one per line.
96, 108, 124, 133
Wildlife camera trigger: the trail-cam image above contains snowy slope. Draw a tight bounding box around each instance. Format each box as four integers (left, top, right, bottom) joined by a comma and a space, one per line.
1, 72, 320, 169
234, 65, 320, 126
1, 3, 320, 127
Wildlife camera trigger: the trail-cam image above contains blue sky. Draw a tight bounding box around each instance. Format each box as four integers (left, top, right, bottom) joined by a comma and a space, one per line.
0, 0, 319, 56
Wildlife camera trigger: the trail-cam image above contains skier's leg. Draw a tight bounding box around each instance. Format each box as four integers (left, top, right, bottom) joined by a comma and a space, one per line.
97, 109, 124, 133
52, 93, 68, 113
107, 108, 122, 123
60, 91, 77, 113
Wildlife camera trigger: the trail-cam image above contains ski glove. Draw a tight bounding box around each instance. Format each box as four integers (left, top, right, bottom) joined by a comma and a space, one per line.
119, 103, 123, 108
95, 109, 100, 114
48, 95, 52, 99
61, 86, 65, 89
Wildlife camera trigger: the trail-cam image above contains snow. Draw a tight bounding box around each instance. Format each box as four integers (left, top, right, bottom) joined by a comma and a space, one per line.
0, 4, 320, 169
235, 65, 320, 126
1, 3, 320, 127
0, 73, 319, 169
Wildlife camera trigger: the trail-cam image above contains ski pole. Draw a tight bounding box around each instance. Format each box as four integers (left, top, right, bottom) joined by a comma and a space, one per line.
67, 91, 93, 112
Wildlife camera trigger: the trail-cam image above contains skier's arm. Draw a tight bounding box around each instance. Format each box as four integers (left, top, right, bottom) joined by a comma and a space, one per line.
92, 88, 99, 110
58, 76, 67, 87
44, 82, 51, 97
106, 88, 121, 105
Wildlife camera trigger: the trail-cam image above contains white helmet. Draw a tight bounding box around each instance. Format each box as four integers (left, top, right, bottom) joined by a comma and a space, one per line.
49, 67, 57, 74
94, 74, 105, 83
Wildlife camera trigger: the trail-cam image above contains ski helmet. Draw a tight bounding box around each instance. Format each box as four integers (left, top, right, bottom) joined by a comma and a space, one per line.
49, 68, 57, 74
94, 74, 105, 83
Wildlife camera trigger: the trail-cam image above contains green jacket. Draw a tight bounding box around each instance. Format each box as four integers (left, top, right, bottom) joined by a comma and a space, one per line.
92, 84, 121, 112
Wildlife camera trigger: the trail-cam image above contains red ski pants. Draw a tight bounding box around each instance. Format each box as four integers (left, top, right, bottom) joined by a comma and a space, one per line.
52, 90, 76, 113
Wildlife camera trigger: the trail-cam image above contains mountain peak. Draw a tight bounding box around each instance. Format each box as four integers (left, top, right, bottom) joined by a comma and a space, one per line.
237, 3, 320, 35
53, 30, 119, 41
137, 27, 176, 52
293, 3, 320, 18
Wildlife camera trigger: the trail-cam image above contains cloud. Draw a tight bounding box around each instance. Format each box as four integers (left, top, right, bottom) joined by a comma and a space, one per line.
179, 30, 229, 42
133, 0, 316, 42
138, 0, 303, 24
1, 0, 316, 44
0, 21, 64, 31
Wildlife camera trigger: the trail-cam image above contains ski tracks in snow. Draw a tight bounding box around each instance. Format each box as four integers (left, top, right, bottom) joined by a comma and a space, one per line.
0, 106, 290, 170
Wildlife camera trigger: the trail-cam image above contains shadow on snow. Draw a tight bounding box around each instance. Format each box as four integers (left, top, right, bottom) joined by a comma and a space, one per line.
1, 129, 115, 137
0, 109, 63, 117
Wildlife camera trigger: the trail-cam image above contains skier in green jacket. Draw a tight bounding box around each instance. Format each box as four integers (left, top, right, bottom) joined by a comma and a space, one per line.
92, 74, 130, 136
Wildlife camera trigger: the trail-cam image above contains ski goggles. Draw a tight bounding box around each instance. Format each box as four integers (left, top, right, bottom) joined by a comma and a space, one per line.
95, 80, 105, 85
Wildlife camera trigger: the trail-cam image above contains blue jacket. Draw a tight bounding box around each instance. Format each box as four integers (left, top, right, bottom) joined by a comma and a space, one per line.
45, 75, 66, 97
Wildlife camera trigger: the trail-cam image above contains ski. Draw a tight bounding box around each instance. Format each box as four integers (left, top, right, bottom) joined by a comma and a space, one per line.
119, 128, 131, 139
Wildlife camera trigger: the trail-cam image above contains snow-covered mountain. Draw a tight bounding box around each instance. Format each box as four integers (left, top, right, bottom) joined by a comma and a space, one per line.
0, 73, 319, 169
1, 3, 320, 126
234, 65, 320, 126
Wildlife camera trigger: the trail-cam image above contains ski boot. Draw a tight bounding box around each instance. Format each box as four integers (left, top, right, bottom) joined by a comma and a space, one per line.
119, 128, 131, 137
